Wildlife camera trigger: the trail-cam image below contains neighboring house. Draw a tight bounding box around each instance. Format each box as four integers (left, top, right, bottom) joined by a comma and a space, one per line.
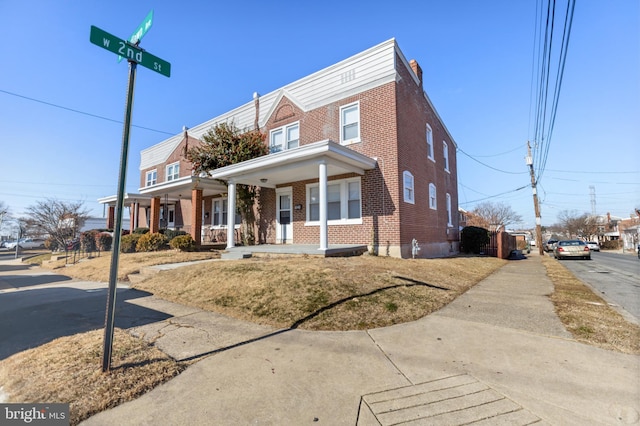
99, 38, 459, 258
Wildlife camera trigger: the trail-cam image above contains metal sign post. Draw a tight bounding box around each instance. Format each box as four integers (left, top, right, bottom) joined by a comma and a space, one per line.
102, 60, 137, 373
89, 19, 170, 372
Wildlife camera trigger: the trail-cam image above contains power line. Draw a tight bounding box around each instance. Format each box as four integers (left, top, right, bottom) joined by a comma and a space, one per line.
457, 147, 528, 175
458, 185, 529, 205
0, 88, 174, 136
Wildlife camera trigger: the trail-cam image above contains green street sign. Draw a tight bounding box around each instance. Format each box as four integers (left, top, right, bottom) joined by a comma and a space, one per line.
90, 25, 171, 77
119, 10, 154, 63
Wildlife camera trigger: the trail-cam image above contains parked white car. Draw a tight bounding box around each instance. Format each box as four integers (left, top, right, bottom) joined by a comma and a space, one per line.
586, 241, 600, 252
4, 238, 45, 250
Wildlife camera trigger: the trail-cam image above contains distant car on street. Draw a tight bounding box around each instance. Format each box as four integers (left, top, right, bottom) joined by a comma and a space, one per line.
586, 241, 600, 252
554, 240, 591, 260
544, 239, 559, 252
4, 238, 45, 250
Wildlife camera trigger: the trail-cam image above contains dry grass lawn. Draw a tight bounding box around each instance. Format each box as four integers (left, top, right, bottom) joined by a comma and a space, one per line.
542, 255, 640, 354
37, 250, 220, 282
0, 328, 184, 426
132, 255, 507, 330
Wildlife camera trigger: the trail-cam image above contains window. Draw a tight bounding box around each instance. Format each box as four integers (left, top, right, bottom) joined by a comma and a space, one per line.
443, 141, 450, 172
429, 183, 437, 210
446, 193, 452, 226
340, 102, 360, 144
145, 170, 157, 187
270, 123, 299, 153
211, 198, 241, 227
307, 178, 361, 223
403, 171, 415, 204
426, 124, 434, 161
166, 162, 179, 181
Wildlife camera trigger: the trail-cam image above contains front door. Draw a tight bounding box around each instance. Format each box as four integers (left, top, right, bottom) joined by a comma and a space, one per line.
276, 188, 292, 244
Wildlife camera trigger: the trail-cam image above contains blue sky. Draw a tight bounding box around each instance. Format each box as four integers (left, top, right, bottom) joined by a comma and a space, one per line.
1, 0, 638, 233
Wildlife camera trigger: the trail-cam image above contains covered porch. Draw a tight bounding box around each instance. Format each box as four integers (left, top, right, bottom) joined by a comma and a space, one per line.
210, 139, 377, 252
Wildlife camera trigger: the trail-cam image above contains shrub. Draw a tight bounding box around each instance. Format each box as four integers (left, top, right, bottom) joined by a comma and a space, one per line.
161, 229, 187, 241
96, 232, 113, 251
80, 230, 98, 252
600, 240, 621, 250
136, 232, 169, 252
170, 234, 195, 251
45, 237, 59, 252
133, 227, 150, 235
461, 226, 490, 254
120, 234, 141, 253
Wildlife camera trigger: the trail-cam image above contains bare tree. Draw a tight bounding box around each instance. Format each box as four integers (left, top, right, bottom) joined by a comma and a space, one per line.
556, 210, 590, 239
0, 201, 9, 233
469, 202, 523, 232
25, 199, 90, 250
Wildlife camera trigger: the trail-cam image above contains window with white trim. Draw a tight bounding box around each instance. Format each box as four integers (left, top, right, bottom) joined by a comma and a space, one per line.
211, 198, 241, 227
429, 183, 437, 210
306, 177, 362, 224
166, 162, 179, 181
426, 123, 434, 161
340, 102, 360, 145
446, 193, 452, 226
443, 141, 450, 172
403, 171, 415, 204
145, 170, 157, 187
270, 122, 299, 153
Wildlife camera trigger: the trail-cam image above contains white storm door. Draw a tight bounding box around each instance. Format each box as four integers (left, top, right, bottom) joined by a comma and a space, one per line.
276, 188, 293, 244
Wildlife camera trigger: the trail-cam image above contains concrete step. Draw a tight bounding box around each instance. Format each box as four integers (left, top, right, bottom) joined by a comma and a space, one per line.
220, 251, 252, 260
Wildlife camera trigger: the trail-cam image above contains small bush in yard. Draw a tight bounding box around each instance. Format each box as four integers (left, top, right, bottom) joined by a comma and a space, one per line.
161, 229, 187, 241
81, 230, 98, 252
120, 234, 141, 253
96, 232, 113, 251
136, 232, 169, 252
133, 227, 150, 235
170, 234, 195, 251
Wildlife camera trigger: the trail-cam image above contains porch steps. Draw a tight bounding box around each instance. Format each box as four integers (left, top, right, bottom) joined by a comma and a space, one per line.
220, 251, 253, 260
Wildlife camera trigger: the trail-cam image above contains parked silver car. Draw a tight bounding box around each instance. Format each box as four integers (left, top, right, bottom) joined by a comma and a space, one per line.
554, 240, 591, 260
544, 239, 559, 252
586, 241, 600, 252
4, 238, 45, 250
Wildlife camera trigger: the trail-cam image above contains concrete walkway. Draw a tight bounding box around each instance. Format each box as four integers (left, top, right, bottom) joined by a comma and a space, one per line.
80, 254, 639, 425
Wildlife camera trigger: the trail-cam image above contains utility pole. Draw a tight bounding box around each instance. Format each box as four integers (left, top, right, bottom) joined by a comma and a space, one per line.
526, 141, 544, 255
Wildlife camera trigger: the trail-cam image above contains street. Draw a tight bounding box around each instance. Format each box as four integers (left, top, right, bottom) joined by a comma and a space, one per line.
556, 251, 640, 323
0, 255, 170, 360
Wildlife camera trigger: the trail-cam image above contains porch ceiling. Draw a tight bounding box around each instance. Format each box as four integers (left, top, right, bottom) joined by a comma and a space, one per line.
138, 176, 227, 199
209, 139, 377, 188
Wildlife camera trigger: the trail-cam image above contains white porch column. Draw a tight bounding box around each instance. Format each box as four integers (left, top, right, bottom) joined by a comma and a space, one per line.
318, 160, 328, 251
226, 179, 236, 248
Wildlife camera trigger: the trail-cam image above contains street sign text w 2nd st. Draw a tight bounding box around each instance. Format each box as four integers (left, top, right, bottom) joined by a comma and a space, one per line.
89, 25, 170, 77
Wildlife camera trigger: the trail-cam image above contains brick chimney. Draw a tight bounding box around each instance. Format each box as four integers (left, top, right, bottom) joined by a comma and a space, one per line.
409, 59, 423, 88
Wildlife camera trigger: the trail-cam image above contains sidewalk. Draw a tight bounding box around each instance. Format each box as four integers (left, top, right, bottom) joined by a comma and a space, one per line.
82, 254, 640, 425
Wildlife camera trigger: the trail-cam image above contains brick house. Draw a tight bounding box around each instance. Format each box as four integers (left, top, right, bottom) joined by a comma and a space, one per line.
99, 38, 459, 258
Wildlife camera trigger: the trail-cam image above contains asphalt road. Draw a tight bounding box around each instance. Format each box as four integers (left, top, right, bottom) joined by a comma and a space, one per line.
0, 256, 170, 360
557, 251, 640, 323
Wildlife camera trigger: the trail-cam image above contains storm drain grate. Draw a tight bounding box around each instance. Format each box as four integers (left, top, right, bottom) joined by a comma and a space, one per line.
357, 374, 544, 425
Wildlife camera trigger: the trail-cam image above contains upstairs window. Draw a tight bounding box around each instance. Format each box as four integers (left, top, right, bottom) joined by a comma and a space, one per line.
443, 141, 450, 172
403, 171, 415, 204
166, 162, 180, 181
340, 102, 360, 144
145, 170, 157, 187
426, 123, 434, 161
270, 122, 300, 153
429, 183, 437, 210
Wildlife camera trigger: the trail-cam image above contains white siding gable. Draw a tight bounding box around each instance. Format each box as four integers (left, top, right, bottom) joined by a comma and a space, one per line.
140, 38, 399, 170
